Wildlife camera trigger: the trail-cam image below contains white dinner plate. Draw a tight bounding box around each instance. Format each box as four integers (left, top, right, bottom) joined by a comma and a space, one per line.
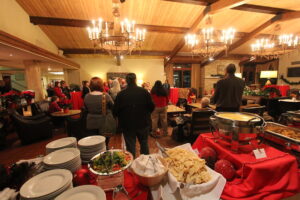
55, 185, 106, 200
78, 136, 105, 147
46, 137, 77, 149
44, 148, 80, 166
20, 169, 72, 199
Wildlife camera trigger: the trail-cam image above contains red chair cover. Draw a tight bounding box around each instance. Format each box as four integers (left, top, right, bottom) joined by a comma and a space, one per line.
192, 133, 300, 200
70, 91, 84, 110
169, 88, 179, 105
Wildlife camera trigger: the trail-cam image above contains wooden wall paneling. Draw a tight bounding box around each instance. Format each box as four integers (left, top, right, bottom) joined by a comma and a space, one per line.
249, 0, 300, 10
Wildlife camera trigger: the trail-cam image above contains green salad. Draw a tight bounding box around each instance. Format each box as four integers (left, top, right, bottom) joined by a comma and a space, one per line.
91, 151, 131, 174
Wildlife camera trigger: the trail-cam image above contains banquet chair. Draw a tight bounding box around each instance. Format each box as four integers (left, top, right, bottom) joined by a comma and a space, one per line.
241, 106, 266, 116
187, 109, 215, 144
12, 110, 53, 145
279, 101, 300, 114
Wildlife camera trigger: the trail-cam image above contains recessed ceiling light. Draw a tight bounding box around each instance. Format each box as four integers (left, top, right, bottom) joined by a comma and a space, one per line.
48, 67, 51, 71
9, 53, 13, 57
209, 57, 214, 61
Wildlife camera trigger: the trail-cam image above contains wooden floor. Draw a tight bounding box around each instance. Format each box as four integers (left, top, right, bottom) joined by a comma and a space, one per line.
0, 128, 181, 166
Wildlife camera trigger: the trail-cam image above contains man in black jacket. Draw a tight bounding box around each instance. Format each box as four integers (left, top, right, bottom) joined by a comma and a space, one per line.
211, 64, 245, 112
113, 73, 155, 157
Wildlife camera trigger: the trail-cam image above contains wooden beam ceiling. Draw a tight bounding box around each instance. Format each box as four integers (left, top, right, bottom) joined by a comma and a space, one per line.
165, 0, 251, 67
232, 4, 293, 15
163, 0, 294, 14
201, 11, 300, 67
30, 16, 189, 34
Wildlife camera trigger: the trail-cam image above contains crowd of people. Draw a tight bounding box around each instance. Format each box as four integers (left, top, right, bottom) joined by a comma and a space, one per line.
44, 64, 245, 157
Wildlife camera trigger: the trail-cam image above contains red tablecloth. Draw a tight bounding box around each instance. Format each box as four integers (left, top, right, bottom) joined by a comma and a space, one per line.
70, 91, 84, 110
77, 166, 149, 200
169, 88, 179, 105
264, 85, 290, 97
192, 133, 300, 200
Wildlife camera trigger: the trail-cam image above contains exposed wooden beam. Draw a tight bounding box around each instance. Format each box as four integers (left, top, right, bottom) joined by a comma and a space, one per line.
61, 48, 170, 56
201, 11, 300, 67
165, 0, 250, 67
30, 16, 189, 34
0, 30, 80, 69
208, 0, 250, 15
232, 4, 294, 15
164, 1, 295, 15
162, 0, 209, 6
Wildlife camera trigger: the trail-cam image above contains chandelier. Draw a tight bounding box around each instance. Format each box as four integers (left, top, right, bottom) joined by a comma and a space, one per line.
250, 25, 300, 59
184, 17, 236, 59
86, 2, 146, 56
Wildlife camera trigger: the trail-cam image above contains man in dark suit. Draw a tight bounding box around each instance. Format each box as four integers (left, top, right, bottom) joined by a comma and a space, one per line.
113, 73, 155, 157
211, 64, 245, 112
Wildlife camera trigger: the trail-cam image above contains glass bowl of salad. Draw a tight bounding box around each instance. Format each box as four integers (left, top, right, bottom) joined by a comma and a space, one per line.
88, 149, 133, 176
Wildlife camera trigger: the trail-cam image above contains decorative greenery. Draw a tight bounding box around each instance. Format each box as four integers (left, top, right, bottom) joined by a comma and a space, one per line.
280, 75, 300, 85
243, 86, 269, 96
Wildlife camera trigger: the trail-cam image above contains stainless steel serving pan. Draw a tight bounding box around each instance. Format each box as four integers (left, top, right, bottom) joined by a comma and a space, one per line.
210, 112, 265, 134
264, 122, 300, 145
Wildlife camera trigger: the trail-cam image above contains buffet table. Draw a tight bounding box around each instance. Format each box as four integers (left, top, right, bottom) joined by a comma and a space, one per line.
192, 133, 300, 200
79, 165, 149, 200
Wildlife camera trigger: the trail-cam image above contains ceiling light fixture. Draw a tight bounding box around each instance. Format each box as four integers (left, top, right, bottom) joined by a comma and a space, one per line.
86, 0, 146, 56
185, 16, 236, 58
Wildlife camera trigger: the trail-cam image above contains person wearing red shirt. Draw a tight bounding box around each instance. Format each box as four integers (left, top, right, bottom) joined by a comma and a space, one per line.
150, 80, 169, 138
49, 96, 62, 113
53, 81, 66, 99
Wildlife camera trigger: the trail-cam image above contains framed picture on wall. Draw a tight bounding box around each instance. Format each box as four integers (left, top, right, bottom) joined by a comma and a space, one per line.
107, 72, 129, 80
217, 65, 226, 75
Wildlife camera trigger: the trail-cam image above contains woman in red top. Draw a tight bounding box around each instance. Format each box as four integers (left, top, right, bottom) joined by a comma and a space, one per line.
49, 96, 62, 113
150, 80, 169, 138
53, 81, 66, 99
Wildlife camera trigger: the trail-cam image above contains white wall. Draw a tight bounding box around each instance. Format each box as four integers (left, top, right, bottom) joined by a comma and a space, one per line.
0, 0, 58, 54
203, 59, 241, 93
278, 49, 300, 89
71, 57, 165, 86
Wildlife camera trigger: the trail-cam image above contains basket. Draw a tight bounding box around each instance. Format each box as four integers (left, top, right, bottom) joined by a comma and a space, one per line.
131, 156, 168, 187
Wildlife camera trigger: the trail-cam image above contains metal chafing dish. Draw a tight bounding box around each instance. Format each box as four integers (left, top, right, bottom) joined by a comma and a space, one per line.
210, 112, 265, 152
263, 122, 300, 152
286, 110, 300, 123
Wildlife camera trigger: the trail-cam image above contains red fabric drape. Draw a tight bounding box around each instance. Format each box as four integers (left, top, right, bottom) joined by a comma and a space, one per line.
192, 133, 300, 200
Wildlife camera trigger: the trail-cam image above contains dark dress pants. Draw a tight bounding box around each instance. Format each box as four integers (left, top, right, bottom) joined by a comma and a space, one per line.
123, 127, 150, 158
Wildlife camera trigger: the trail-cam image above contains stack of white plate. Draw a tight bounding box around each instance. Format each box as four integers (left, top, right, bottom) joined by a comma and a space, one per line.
55, 185, 106, 200
20, 169, 73, 200
43, 148, 81, 173
78, 136, 106, 163
46, 137, 77, 154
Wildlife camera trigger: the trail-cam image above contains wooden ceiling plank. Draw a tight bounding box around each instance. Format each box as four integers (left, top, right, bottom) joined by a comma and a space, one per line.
165, 0, 250, 66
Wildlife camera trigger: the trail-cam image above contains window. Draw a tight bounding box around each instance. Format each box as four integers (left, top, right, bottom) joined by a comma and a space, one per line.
173, 64, 191, 88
